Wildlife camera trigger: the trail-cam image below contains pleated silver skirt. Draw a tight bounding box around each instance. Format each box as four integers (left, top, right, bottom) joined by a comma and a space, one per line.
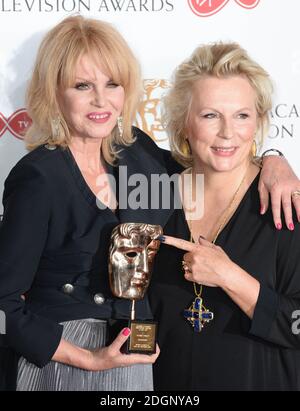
16, 319, 153, 391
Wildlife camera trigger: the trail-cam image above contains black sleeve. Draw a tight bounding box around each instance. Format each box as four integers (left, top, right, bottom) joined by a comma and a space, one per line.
0, 161, 63, 367
132, 126, 184, 175
250, 223, 300, 349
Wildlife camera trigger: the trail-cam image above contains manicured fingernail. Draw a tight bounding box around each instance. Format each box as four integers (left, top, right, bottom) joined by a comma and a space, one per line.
157, 236, 166, 242
276, 223, 282, 230
122, 328, 131, 337
289, 223, 295, 231
260, 206, 265, 215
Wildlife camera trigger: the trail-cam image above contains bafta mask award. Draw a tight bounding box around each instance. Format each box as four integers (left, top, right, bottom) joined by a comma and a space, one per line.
109, 223, 162, 354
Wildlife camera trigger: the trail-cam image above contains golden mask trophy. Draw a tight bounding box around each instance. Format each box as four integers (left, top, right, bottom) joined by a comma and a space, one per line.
109, 223, 162, 354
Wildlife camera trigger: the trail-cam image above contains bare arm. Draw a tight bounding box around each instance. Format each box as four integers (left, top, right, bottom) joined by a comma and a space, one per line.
52, 328, 159, 371
259, 155, 300, 229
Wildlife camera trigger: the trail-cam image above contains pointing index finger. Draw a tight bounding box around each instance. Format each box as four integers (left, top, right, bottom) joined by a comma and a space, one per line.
160, 235, 198, 252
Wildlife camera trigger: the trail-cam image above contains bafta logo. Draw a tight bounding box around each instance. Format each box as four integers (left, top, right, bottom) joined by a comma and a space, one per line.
136, 79, 171, 143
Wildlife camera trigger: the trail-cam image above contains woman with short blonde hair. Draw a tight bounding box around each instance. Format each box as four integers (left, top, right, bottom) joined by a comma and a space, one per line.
150, 42, 300, 391
165, 42, 272, 168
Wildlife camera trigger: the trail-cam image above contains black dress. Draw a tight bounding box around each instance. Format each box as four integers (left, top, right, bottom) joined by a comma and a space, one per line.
149, 173, 300, 391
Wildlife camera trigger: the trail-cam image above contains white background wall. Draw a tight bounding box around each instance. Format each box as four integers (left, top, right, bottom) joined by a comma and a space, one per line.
0, 0, 299, 215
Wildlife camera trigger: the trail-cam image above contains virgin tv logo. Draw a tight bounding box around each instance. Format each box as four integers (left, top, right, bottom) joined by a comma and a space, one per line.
0, 109, 32, 140
188, 0, 260, 17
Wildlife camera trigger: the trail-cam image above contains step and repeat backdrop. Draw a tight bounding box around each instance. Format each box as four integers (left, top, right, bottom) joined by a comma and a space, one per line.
0, 0, 299, 214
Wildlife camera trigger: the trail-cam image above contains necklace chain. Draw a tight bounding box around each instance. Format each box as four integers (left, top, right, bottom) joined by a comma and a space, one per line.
187, 167, 249, 298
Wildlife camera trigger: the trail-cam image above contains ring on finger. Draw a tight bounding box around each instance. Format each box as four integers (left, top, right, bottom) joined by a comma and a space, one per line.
181, 260, 191, 273
292, 190, 300, 198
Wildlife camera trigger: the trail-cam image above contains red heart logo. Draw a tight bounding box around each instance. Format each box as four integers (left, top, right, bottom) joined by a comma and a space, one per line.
234, 0, 260, 8
188, 0, 230, 17
188, 0, 260, 16
7, 109, 32, 140
0, 113, 6, 137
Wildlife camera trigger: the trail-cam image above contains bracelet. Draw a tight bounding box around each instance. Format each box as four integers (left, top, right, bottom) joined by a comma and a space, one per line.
261, 148, 284, 158
252, 149, 285, 169
252, 156, 263, 169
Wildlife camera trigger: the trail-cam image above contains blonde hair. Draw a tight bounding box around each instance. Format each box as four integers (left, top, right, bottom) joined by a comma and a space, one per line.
25, 15, 142, 164
164, 42, 273, 168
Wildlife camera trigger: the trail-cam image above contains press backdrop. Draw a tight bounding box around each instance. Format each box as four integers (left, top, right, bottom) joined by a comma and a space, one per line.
0, 0, 299, 215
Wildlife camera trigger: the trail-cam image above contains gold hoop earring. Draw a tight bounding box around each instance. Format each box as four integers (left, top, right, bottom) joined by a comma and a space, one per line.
117, 116, 123, 138
181, 139, 191, 156
251, 140, 257, 157
251, 139, 263, 168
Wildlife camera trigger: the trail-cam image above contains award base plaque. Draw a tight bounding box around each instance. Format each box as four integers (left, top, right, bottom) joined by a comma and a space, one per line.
124, 320, 157, 355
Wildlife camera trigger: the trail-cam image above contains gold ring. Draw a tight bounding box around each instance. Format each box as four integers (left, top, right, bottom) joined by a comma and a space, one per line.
181, 260, 187, 270
292, 190, 300, 198
182, 261, 191, 273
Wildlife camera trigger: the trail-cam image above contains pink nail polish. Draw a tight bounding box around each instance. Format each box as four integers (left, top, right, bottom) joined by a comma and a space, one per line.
276, 223, 282, 230
122, 328, 131, 337
260, 206, 265, 215
289, 223, 295, 231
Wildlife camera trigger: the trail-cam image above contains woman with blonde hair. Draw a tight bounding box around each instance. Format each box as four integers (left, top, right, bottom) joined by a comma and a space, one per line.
0, 17, 298, 391
0, 15, 160, 391
150, 42, 300, 391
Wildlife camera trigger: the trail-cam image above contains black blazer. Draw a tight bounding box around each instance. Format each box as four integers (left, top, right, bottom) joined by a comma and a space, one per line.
0, 127, 182, 372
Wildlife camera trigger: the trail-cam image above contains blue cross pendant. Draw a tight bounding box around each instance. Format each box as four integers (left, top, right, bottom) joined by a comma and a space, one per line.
183, 297, 214, 332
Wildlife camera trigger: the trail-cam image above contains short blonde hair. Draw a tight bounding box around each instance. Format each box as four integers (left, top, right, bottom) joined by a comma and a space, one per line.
25, 15, 142, 164
164, 42, 273, 168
